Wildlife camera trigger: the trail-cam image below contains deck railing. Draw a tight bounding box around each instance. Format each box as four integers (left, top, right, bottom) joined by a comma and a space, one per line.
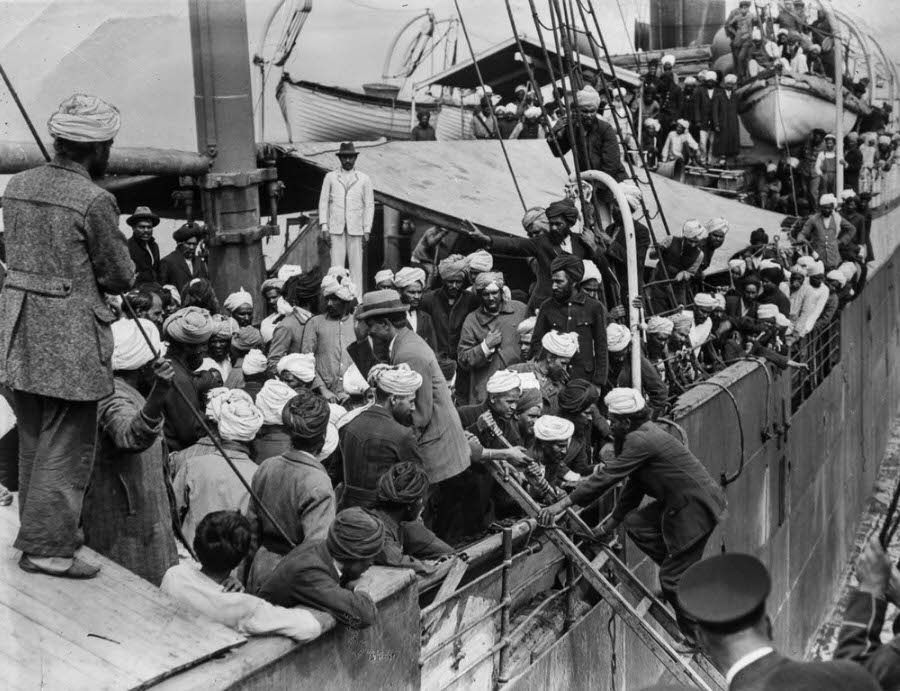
790, 317, 842, 414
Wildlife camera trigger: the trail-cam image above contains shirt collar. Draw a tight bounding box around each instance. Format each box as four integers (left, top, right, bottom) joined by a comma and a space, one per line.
726, 646, 774, 685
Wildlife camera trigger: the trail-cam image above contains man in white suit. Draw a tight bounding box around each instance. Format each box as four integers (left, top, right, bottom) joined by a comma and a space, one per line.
318, 142, 374, 294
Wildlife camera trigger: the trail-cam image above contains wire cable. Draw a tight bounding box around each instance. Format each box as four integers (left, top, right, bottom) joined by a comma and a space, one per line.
0, 62, 51, 161
683, 379, 747, 486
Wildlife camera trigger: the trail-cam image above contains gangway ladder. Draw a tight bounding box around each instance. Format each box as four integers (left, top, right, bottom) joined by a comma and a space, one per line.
486, 460, 727, 690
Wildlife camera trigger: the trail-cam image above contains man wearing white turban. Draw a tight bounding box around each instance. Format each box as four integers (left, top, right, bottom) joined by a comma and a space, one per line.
224, 287, 254, 328
648, 219, 708, 313
300, 275, 356, 401
83, 318, 178, 584
277, 353, 317, 391
661, 118, 699, 164
173, 390, 261, 546
797, 194, 857, 270
644, 315, 676, 385
2, 94, 135, 578
374, 269, 395, 290
393, 267, 437, 350
539, 387, 727, 641
606, 324, 669, 416
249, 378, 299, 465
510, 328, 577, 416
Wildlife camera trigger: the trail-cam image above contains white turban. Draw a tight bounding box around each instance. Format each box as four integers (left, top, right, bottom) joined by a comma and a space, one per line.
321, 275, 356, 301
486, 369, 521, 394
676, 118, 690, 130
694, 293, 718, 309
241, 348, 268, 375
796, 255, 816, 273
327, 266, 351, 279
223, 287, 253, 313
47, 93, 121, 142
342, 364, 370, 396
393, 267, 426, 289
112, 318, 160, 371
644, 118, 661, 132
838, 262, 858, 283
517, 316, 537, 339
606, 323, 632, 353
205, 387, 231, 422
277, 264, 303, 281
368, 363, 423, 396
576, 85, 602, 108
826, 269, 847, 287
751, 27, 762, 40
839, 189, 856, 201
261, 278, 284, 294
374, 269, 394, 285
819, 194, 837, 206
723, 74, 738, 86
541, 330, 579, 358
604, 387, 646, 415
645, 315, 674, 336
766, 162, 778, 174
524, 106, 542, 119
517, 372, 541, 390
756, 303, 779, 319
534, 415, 575, 442
317, 422, 340, 461
807, 260, 825, 277
218, 392, 264, 442
620, 180, 643, 210
684, 76, 698, 86
879, 134, 892, 146
671, 311, 694, 335
661, 54, 676, 67
704, 70, 718, 82
715, 293, 726, 311
255, 379, 297, 425
466, 250, 493, 273
581, 260, 603, 285
277, 353, 317, 383
775, 313, 792, 330
759, 259, 781, 272
682, 219, 707, 240
729, 258, 747, 275
705, 217, 729, 235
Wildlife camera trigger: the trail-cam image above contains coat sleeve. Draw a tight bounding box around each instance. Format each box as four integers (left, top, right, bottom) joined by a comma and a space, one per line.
398, 429, 426, 467
490, 235, 540, 258
362, 175, 375, 235
298, 479, 335, 544
641, 357, 669, 413
85, 192, 135, 293
267, 322, 294, 377
401, 346, 436, 432
834, 590, 900, 691
240, 598, 330, 642
530, 306, 551, 360
457, 314, 491, 372
292, 571, 378, 629
401, 520, 454, 558
547, 120, 573, 158
591, 301, 609, 388
318, 174, 331, 231
568, 432, 650, 507
97, 389, 162, 453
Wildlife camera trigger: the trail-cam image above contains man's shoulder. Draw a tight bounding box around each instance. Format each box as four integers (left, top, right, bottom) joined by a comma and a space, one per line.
5, 161, 105, 204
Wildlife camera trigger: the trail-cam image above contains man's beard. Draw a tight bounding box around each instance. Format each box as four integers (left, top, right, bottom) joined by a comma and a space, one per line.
392, 408, 414, 426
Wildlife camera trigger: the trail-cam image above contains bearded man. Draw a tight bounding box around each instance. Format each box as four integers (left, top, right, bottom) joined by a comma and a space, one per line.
393, 267, 437, 349
510, 330, 578, 414
419, 254, 480, 358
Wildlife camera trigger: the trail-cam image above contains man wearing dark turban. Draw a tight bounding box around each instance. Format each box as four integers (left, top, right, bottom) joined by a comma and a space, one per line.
159, 222, 209, 294
267, 270, 322, 377
467, 201, 613, 312
259, 508, 384, 629
419, 255, 480, 363
245, 391, 336, 593
372, 463, 454, 574
556, 379, 605, 477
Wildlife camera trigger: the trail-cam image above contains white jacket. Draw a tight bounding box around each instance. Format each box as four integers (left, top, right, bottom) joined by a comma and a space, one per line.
318, 168, 374, 236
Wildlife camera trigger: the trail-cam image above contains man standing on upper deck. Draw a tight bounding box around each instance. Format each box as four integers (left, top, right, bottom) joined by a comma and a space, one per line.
318, 142, 374, 294
0, 94, 134, 578
126, 206, 161, 286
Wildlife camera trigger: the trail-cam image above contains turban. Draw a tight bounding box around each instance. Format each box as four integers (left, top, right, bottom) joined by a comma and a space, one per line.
278, 353, 317, 383
285, 272, 322, 304
604, 387, 646, 415
807, 260, 825, 277
646, 315, 674, 337
715, 294, 726, 311
466, 250, 493, 274
661, 54, 676, 67
255, 379, 297, 425
723, 74, 738, 86
524, 106, 542, 120
644, 118, 661, 132
522, 207, 549, 232
327, 266, 351, 280
242, 348, 268, 376
839, 189, 857, 201
326, 508, 385, 562
534, 415, 575, 442
694, 293, 718, 310
575, 85, 602, 109
277, 265, 303, 281
173, 224, 202, 243
164, 306, 215, 344
728, 259, 747, 276
439, 254, 468, 281
205, 387, 232, 422
342, 364, 370, 396
581, 260, 603, 286
473, 271, 505, 293
210, 315, 233, 339
775, 313, 792, 330
819, 194, 837, 206
705, 217, 729, 235
368, 363, 423, 396
684, 76, 698, 86
827, 269, 847, 287
879, 134, 892, 146
606, 323, 632, 353
112, 318, 160, 371
550, 254, 585, 283
438, 357, 457, 383
704, 70, 718, 82
162, 284, 182, 306
217, 391, 264, 442
620, 180, 643, 210
374, 269, 395, 285
517, 316, 537, 339
676, 118, 690, 130
759, 259, 780, 271
223, 287, 253, 313
838, 262, 858, 282
541, 330, 579, 358
321, 275, 356, 301
517, 386, 543, 413
233, 326, 264, 352
47, 93, 120, 142
756, 303, 779, 320
283, 389, 331, 440
545, 199, 579, 225
682, 219, 707, 240
760, 266, 784, 286
796, 255, 816, 273
377, 462, 430, 505
766, 162, 778, 174
393, 267, 426, 289
671, 311, 694, 336
260, 278, 284, 294
558, 379, 598, 414
318, 422, 340, 461
486, 369, 521, 394
518, 371, 540, 391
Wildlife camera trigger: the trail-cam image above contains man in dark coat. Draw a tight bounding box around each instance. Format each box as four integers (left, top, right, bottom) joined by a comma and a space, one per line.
419, 255, 479, 358
0, 95, 134, 578
679, 553, 881, 689
393, 267, 437, 351
532, 254, 608, 389
694, 70, 720, 165
126, 206, 161, 286
539, 388, 727, 638
713, 74, 741, 166
158, 222, 208, 293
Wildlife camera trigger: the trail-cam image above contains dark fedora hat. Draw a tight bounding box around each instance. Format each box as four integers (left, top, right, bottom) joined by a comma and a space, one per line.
336, 142, 359, 157
126, 206, 160, 227
355, 289, 409, 321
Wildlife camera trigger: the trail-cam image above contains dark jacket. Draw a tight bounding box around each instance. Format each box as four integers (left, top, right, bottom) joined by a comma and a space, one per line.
419, 287, 479, 359
258, 539, 378, 629
613, 353, 669, 415
758, 287, 791, 317
158, 249, 208, 293
0, 156, 134, 402
163, 358, 220, 452
694, 87, 718, 130
266, 307, 314, 376
338, 405, 424, 509
547, 116, 627, 184
569, 421, 727, 554
128, 235, 161, 286
409, 309, 438, 352
532, 291, 608, 388
730, 650, 880, 691
457, 301, 528, 405
373, 508, 453, 573
834, 590, 900, 691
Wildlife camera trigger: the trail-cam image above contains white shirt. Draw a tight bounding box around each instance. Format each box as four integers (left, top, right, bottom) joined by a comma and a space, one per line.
725, 646, 774, 685
407, 310, 418, 334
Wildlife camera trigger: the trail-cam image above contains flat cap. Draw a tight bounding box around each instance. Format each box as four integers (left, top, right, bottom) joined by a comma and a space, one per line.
678, 553, 770, 632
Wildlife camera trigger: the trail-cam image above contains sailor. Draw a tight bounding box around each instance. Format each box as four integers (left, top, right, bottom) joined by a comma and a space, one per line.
258, 507, 384, 630
300, 273, 356, 402
538, 387, 727, 639
318, 142, 374, 294
605, 323, 669, 418
678, 553, 881, 689
410, 109, 436, 141
159, 222, 208, 293
510, 330, 577, 415
126, 206, 162, 285
712, 74, 741, 168
797, 194, 857, 270
393, 267, 437, 351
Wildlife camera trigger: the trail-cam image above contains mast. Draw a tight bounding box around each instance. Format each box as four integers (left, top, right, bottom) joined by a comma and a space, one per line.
189, 0, 277, 319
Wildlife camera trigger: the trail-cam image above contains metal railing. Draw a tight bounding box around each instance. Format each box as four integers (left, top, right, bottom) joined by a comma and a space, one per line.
791, 317, 842, 413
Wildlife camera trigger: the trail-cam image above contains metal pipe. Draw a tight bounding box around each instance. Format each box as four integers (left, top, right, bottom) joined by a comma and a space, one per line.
832, 10, 874, 105
867, 33, 896, 118
0, 141, 212, 176
497, 527, 513, 687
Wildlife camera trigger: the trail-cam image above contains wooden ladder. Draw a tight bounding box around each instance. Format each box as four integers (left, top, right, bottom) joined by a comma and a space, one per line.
487, 460, 726, 690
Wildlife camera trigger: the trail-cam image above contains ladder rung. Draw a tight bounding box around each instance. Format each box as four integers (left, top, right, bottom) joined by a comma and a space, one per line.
635, 596, 652, 618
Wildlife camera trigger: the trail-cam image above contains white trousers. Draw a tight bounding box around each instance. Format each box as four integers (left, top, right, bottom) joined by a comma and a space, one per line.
699, 130, 716, 164
329, 232, 364, 296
